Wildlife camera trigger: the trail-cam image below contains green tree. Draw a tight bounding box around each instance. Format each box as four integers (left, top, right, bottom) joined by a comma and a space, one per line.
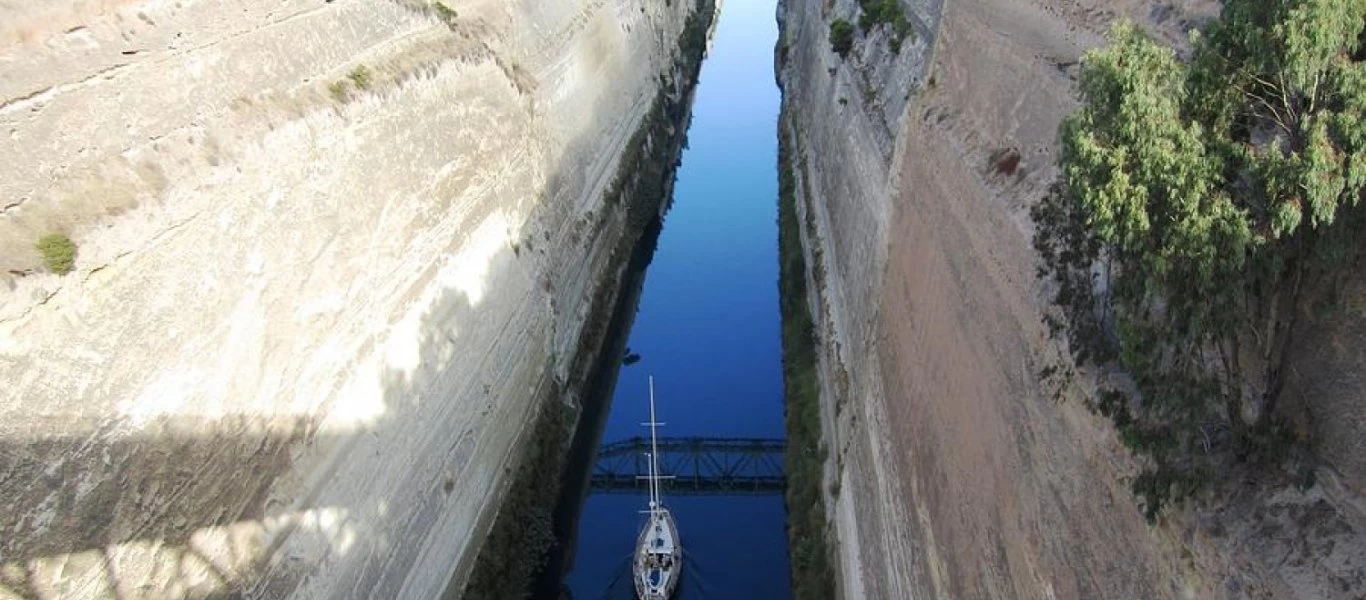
856, 0, 913, 51
1032, 1, 1366, 518
829, 19, 855, 58
1189, 0, 1366, 427
35, 233, 77, 275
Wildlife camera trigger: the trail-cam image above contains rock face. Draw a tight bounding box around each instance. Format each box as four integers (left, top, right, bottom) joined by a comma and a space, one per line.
778, 0, 1364, 598
0, 0, 709, 598
776, 1, 938, 597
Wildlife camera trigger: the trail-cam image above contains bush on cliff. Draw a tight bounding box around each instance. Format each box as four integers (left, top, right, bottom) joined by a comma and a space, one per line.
1032, 1, 1366, 520
433, 2, 457, 25
829, 19, 854, 58
36, 233, 77, 275
856, 0, 913, 51
347, 66, 373, 90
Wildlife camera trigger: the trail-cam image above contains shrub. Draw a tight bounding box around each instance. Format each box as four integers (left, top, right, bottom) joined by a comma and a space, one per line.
347, 66, 372, 90
829, 19, 855, 58
36, 234, 76, 275
857, 0, 914, 52
432, 1, 457, 24
328, 80, 349, 102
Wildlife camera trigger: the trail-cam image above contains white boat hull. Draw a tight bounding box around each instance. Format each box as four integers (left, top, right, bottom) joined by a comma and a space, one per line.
633, 508, 681, 600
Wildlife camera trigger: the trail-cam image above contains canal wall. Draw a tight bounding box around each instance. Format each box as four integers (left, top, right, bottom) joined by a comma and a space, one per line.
462, 3, 716, 597
0, 0, 713, 598
775, 0, 938, 596
776, 0, 1366, 598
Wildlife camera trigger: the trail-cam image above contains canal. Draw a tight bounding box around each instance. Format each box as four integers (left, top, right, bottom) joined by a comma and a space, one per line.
558, 1, 789, 597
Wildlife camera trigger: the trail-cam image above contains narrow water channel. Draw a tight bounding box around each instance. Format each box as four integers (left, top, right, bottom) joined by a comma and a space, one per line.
561, 1, 789, 597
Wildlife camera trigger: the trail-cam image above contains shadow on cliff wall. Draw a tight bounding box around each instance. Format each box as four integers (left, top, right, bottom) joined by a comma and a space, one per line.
0, 275, 489, 599
1282, 266, 1366, 496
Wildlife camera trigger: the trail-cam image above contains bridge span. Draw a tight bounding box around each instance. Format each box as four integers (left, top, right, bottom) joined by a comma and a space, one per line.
588, 436, 785, 495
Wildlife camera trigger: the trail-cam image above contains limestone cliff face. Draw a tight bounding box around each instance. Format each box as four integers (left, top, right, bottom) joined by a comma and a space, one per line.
0, 1, 707, 597
776, 0, 938, 597
778, 0, 1364, 598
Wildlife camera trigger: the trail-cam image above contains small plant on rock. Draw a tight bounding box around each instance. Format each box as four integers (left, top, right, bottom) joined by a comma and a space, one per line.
829, 19, 855, 58
36, 233, 76, 275
433, 1, 457, 25
328, 80, 349, 102
347, 66, 373, 90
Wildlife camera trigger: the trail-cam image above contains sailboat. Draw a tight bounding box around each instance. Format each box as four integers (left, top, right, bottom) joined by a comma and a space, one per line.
633, 376, 682, 600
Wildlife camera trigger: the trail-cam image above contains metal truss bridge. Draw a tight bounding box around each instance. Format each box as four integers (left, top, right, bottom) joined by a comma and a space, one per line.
589, 436, 785, 495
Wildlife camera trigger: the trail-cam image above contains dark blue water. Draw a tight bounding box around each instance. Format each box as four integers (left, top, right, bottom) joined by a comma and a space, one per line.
563, 1, 788, 598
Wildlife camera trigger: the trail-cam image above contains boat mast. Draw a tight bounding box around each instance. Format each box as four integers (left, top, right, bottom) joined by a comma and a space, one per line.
648, 375, 661, 517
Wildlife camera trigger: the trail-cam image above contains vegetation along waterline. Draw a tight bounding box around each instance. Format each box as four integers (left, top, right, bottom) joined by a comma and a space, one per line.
777, 114, 836, 600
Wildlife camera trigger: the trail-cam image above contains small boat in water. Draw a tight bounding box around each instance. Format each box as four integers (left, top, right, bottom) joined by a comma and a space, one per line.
633, 376, 681, 600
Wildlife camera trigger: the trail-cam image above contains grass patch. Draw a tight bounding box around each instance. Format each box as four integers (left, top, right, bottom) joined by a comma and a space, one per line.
36, 233, 76, 275
778, 119, 836, 599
